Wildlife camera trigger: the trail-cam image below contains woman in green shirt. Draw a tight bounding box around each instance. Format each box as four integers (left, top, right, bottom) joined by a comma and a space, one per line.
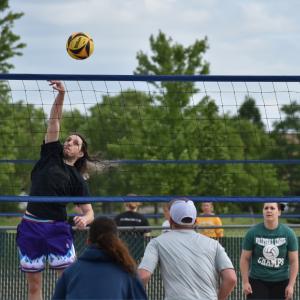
240, 203, 298, 300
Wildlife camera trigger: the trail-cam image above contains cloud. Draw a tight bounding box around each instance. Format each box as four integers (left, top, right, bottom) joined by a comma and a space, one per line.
8, 0, 300, 75
239, 2, 297, 34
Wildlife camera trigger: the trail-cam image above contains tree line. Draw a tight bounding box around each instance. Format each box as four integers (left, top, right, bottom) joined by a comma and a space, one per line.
1, 3, 299, 216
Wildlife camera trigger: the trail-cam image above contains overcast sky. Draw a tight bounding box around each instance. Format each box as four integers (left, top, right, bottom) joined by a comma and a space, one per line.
8, 0, 300, 76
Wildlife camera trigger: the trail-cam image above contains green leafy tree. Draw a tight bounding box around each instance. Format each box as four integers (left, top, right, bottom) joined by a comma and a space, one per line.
272, 101, 300, 195
230, 117, 287, 213
133, 31, 284, 212
271, 101, 300, 221
238, 96, 264, 129
60, 109, 87, 139
231, 96, 286, 212
0, 0, 26, 73
0, 1, 26, 211
57, 32, 285, 217
80, 31, 285, 215
0, 97, 45, 211
87, 90, 154, 194
133, 30, 212, 196
135, 30, 209, 76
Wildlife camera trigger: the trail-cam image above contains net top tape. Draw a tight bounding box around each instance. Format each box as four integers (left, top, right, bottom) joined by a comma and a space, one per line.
1, 74, 300, 82
1, 195, 300, 203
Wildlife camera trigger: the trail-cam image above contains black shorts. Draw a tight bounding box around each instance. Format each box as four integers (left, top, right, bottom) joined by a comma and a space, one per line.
247, 277, 289, 300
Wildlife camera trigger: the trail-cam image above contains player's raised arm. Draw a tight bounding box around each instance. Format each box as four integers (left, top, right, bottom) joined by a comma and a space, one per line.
45, 80, 65, 143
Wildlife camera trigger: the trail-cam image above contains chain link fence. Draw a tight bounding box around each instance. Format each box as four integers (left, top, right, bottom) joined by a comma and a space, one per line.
0, 225, 299, 299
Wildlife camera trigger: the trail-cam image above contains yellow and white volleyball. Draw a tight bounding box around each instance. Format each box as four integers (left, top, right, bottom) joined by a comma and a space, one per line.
66, 32, 94, 60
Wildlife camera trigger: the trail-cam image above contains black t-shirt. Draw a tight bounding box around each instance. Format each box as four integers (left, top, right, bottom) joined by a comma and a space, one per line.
115, 211, 150, 260
114, 211, 150, 232
26, 141, 89, 221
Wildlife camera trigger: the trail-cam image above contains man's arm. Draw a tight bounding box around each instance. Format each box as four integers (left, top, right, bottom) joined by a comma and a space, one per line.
137, 269, 152, 287
74, 204, 94, 229
240, 250, 253, 296
138, 239, 159, 287
45, 81, 65, 143
218, 268, 237, 300
285, 251, 298, 300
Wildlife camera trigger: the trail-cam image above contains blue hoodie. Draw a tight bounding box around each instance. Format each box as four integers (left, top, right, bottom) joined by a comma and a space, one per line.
52, 245, 147, 300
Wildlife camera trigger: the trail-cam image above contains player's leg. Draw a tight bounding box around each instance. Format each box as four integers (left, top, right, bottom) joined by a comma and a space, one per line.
26, 272, 43, 300
16, 215, 47, 300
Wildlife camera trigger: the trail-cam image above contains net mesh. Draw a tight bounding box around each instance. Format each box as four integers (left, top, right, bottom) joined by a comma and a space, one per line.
0, 75, 299, 209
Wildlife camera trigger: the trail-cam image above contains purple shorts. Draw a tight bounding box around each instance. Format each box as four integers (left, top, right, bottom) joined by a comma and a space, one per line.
16, 214, 76, 273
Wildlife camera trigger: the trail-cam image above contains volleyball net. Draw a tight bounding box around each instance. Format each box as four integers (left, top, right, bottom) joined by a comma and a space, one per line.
0, 74, 300, 213
1, 74, 300, 299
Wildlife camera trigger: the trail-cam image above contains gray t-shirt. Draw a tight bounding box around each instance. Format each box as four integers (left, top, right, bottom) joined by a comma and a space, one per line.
138, 229, 233, 300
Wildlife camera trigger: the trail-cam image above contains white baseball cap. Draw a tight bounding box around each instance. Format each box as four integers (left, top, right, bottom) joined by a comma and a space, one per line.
170, 199, 197, 225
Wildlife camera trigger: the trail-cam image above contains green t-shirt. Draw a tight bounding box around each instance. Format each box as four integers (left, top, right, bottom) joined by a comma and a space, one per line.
242, 223, 298, 282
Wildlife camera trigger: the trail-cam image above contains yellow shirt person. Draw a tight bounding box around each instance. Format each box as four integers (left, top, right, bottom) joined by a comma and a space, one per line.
196, 202, 224, 238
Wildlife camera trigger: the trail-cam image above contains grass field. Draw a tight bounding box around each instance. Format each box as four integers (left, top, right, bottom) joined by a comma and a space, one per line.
2, 216, 300, 238
0, 217, 20, 226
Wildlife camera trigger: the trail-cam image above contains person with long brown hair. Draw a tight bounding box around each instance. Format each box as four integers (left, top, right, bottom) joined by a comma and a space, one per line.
52, 217, 147, 300
16, 81, 94, 300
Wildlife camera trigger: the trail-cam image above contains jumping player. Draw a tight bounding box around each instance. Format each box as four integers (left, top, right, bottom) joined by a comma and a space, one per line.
16, 81, 94, 300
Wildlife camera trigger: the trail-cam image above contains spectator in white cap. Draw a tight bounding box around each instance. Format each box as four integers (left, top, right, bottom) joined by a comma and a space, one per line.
138, 199, 237, 300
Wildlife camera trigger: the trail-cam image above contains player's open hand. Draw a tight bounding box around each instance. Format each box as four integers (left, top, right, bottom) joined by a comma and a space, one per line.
49, 80, 65, 93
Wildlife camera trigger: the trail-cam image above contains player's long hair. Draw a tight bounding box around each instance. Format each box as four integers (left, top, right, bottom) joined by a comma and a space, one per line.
72, 133, 91, 175
88, 217, 137, 275
72, 132, 118, 179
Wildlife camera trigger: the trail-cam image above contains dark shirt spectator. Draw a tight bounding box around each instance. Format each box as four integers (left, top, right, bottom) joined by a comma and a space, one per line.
115, 202, 150, 237
115, 199, 150, 261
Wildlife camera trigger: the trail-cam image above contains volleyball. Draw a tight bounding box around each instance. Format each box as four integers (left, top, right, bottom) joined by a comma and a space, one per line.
66, 32, 94, 60
263, 244, 279, 260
